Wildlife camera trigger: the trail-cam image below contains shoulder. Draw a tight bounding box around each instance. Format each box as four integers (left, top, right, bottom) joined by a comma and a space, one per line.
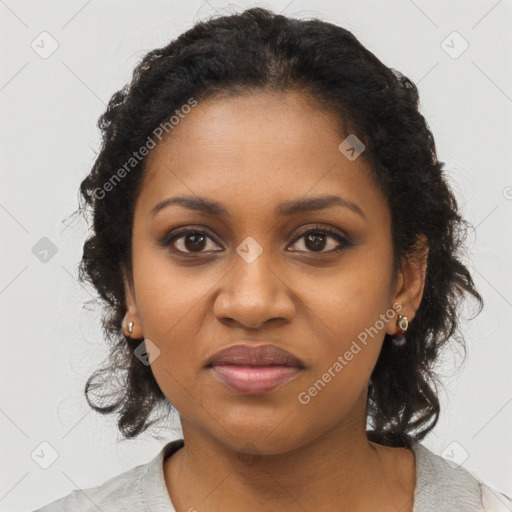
409, 438, 512, 512
479, 483, 512, 512
32, 462, 148, 512
32, 439, 184, 512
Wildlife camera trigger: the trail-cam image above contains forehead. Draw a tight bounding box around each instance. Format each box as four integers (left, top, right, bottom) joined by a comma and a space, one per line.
136, 90, 387, 221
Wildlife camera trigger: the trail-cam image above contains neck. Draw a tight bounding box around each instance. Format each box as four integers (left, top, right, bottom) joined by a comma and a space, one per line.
164, 398, 415, 512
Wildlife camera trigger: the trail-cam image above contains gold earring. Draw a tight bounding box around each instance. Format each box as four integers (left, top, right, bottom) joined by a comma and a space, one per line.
124, 321, 134, 336
392, 314, 409, 346
397, 314, 408, 333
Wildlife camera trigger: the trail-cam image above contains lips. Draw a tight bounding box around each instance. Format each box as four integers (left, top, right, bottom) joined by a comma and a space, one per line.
206, 344, 305, 368
206, 343, 305, 394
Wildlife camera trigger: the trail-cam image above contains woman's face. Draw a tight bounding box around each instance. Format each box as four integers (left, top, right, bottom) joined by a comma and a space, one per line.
123, 90, 427, 454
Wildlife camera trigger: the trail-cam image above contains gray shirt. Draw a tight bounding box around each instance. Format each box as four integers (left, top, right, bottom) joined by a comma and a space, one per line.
34, 438, 512, 511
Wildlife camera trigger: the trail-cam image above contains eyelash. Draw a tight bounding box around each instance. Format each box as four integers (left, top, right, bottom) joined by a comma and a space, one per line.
159, 224, 353, 257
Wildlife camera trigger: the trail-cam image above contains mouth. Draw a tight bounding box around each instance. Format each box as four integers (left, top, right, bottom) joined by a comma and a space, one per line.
205, 343, 305, 394
207, 364, 302, 394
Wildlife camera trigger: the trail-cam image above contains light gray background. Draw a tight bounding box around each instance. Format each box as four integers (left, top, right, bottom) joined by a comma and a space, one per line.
1, 0, 511, 510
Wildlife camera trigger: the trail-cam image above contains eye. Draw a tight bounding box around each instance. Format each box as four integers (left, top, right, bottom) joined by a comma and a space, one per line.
160, 228, 222, 254
287, 225, 352, 254
159, 224, 352, 256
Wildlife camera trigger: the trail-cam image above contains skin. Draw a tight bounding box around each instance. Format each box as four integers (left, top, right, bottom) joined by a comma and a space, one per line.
122, 89, 429, 512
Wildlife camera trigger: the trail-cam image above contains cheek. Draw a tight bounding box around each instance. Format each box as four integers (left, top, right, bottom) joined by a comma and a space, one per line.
296, 262, 392, 403
302, 258, 391, 347
131, 244, 216, 340
291, 306, 386, 443
299, 311, 385, 409
129, 251, 214, 404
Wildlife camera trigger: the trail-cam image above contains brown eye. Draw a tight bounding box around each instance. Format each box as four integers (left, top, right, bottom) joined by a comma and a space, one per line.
288, 226, 352, 254
304, 232, 329, 251
161, 228, 222, 254
181, 232, 207, 252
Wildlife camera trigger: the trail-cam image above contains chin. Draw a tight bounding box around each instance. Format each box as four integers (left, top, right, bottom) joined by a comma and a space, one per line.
207, 421, 320, 457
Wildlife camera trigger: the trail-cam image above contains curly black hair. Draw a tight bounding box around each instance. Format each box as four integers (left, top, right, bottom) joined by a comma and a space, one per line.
74, 7, 483, 444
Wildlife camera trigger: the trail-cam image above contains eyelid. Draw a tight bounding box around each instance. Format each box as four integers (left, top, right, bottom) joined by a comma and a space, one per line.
289, 224, 349, 243
287, 224, 352, 253
158, 225, 222, 250
159, 223, 353, 255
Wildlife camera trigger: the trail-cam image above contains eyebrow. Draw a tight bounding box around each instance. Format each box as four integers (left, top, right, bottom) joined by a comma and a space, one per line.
151, 194, 366, 219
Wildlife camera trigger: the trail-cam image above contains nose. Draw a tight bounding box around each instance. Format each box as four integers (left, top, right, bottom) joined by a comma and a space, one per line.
213, 250, 296, 330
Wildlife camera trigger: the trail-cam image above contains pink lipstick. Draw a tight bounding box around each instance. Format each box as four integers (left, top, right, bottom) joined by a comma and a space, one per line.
206, 344, 304, 394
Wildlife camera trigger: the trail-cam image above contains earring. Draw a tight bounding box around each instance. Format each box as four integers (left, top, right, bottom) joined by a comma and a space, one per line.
124, 321, 134, 337
397, 314, 408, 333
393, 314, 408, 346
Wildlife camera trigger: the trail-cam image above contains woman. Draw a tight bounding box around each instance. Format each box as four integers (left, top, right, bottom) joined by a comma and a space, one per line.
35, 7, 511, 512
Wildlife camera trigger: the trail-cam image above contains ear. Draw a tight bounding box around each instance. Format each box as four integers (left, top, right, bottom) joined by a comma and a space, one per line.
122, 264, 143, 338
386, 235, 429, 336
